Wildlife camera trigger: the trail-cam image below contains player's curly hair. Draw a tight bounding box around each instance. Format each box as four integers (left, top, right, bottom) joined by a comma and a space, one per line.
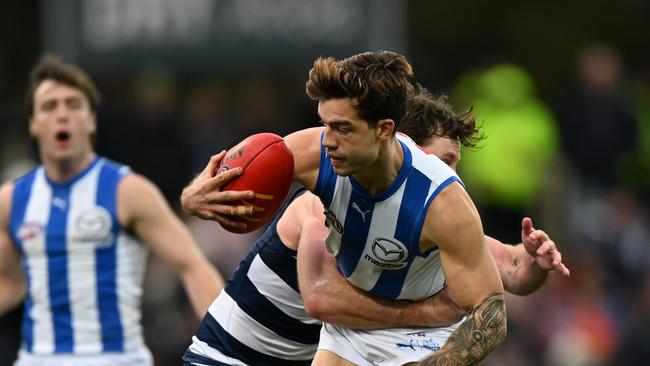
400, 85, 484, 148
306, 51, 414, 130
25, 54, 101, 119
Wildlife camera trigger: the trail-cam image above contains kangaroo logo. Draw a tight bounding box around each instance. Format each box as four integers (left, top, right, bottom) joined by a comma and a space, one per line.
351, 202, 370, 222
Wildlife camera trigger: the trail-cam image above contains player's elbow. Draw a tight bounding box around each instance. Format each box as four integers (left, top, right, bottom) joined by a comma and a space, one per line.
506, 283, 536, 296
302, 290, 330, 320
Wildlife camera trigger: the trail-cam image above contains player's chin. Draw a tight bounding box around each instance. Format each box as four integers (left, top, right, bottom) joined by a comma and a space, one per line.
332, 166, 353, 176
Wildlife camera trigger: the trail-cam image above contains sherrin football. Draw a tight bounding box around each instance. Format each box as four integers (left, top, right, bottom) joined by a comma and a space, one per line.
217, 133, 294, 233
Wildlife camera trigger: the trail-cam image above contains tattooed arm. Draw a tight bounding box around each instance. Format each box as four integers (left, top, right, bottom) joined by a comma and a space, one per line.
415, 183, 507, 365
405, 294, 506, 365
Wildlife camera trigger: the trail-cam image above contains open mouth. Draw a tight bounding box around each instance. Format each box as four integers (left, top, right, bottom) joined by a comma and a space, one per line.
55, 131, 71, 142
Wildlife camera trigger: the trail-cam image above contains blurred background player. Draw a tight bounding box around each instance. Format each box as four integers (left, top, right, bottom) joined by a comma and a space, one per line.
182, 86, 569, 365
0, 55, 252, 366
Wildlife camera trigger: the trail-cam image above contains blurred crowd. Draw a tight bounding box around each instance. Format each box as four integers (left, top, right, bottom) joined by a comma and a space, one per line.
0, 42, 648, 366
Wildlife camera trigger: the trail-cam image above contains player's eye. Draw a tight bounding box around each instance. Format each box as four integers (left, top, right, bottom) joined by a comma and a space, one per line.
41, 100, 57, 111
66, 97, 83, 110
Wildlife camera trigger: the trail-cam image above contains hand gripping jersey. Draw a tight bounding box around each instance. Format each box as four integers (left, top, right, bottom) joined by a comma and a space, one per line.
8, 157, 149, 356
314, 133, 462, 301
184, 189, 321, 366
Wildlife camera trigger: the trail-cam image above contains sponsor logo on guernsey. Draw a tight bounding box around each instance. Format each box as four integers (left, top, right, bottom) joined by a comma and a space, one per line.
365, 237, 408, 269
71, 207, 114, 246
324, 209, 343, 234
17, 222, 45, 241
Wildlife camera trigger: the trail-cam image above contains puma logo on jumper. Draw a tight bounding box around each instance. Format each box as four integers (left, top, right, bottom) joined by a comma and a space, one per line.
351, 202, 370, 222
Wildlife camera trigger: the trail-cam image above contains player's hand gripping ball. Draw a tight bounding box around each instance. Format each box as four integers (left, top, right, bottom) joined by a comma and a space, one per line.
217, 133, 294, 233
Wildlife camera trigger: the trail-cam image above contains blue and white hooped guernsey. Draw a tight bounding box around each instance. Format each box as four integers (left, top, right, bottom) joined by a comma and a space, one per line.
315, 133, 463, 301
8, 157, 149, 355
184, 189, 321, 366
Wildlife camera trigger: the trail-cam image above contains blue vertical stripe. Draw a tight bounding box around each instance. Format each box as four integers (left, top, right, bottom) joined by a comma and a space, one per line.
338, 190, 374, 277
95, 160, 124, 352
411, 176, 462, 253
10, 170, 38, 352
371, 170, 431, 299
8, 171, 38, 249
47, 186, 74, 352
314, 135, 336, 207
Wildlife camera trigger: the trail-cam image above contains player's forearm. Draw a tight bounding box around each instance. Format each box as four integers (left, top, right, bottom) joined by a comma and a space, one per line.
302, 273, 406, 329
506, 244, 549, 295
305, 279, 413, 328
414, 293, 507, 366
180, 261, 225, 317
304, 275, 464, 329
489, 238, 549, 295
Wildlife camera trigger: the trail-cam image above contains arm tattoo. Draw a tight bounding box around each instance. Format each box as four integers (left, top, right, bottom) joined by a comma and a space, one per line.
417, 293, 507, 366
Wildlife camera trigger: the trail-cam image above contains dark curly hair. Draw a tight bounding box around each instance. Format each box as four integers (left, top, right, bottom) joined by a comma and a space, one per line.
400, 85, 483, 148
305, 51, 414, 130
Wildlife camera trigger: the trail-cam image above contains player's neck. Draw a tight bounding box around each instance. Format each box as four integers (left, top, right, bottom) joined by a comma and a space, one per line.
42, 152, 96, 183
353, 138, 404, 196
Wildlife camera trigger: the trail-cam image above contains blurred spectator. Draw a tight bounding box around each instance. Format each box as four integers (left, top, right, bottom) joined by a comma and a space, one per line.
627, 68, 650, 202
554, 45, 646, 284
613, 271, 650, 364
589, 190, 650, 291
454, 63, 559, 243
542, 253, 618, 366
556, 44, 637, 190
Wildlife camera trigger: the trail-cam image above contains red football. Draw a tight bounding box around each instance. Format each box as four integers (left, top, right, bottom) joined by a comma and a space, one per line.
217, 133, 294, 233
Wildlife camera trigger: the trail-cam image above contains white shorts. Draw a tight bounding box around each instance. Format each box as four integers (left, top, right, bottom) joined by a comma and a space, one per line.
14, 348, 153, 366
318, 319, 465, 366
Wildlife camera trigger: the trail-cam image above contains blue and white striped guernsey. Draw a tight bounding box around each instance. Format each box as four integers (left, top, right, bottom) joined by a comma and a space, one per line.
8, 157, 149, 355
315, 133, 462, 301
184, 189, 321, 366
